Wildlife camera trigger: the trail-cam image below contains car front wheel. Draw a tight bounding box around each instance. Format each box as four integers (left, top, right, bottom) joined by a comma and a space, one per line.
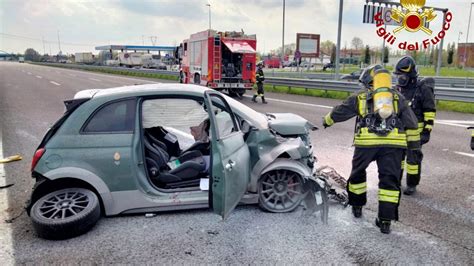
30, 187, 101, 240
258, 170, 304, 213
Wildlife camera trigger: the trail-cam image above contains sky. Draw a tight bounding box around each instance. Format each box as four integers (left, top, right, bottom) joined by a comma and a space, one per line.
0, 0, 472, 55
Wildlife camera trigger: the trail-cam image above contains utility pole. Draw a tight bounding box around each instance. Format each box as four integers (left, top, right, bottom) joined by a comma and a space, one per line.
42, 36, 46, 55
335, 0, 343, 80
57, 30, 61, 54
282, 0, 285, 68
457, 31, 463, 67
206, 4, 211, 30
463, 2, 473, 88
435, 11, 447, 76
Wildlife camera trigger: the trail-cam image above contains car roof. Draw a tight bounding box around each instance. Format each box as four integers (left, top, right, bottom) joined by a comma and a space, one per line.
73, 83, 209, 100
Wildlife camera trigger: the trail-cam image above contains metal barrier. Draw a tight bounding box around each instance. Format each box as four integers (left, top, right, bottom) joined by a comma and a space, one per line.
265, 71, 474, 88
33, 63, 473, 102
265, 77, 474, 103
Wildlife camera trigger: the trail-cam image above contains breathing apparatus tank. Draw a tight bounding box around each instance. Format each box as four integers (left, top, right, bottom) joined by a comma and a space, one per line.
372, 69, 394, 120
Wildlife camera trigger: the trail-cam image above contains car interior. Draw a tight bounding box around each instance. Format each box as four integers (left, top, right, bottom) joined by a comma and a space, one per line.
141, 97, 243, 190
140, 98, 219, 190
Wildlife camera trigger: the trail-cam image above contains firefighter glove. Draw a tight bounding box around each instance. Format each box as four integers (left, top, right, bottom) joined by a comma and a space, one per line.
421, 129, 431, 145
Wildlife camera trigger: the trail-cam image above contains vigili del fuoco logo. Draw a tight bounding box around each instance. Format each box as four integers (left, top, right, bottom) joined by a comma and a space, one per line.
374, 0, 452, 51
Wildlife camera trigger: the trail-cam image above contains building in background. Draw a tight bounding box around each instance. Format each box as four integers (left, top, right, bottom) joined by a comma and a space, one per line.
458, 43, 474, 68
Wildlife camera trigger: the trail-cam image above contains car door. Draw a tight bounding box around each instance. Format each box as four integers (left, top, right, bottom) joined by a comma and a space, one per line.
203, 91, 250, 219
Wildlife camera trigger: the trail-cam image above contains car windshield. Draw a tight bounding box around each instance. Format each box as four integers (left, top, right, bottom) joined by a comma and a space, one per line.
220, 94, 268, 129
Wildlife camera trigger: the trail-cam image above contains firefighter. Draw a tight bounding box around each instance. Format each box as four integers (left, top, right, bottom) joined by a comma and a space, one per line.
252, 61, 267, 104
394, 56, 436, 196
323, 66, 420, 234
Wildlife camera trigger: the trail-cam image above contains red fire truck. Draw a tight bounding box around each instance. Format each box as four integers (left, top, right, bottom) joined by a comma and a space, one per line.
178, 30, 257, 96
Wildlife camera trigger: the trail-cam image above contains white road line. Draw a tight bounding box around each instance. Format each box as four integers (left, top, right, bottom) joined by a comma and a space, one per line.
453, 151, 474, 158
27, 72, 32, 75
0, 125, 14, 264
245, 96, 332, 109
50, 81, 61, 86
436, 121, 471, 128
89, 77, 101, 82
36, 75, 42, 79
437, 120, 474, 124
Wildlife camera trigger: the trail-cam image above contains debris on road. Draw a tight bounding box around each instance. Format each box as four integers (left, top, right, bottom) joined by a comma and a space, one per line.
0, 184, 14, 189
206, 230, 219, 235
0, 154, 22, 163
316, 166, 349, 206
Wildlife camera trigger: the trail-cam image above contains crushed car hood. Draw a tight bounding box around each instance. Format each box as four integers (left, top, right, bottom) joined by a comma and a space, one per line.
267, 113, 317, 136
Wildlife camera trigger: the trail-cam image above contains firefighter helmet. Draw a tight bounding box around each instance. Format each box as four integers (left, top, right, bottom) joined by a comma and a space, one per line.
359, 64, 383, 89
257, 61, 264, 68
394, 56, 418, 87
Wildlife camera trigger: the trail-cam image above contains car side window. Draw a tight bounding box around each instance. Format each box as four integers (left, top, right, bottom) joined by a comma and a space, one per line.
209, 95, 238, 139
83, 99, 136, 133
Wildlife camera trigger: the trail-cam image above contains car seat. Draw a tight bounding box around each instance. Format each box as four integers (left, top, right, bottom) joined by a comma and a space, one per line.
144, 133, 206, 189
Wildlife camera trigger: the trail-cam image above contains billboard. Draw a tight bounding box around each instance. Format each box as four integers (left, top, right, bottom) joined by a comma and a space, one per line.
296, 33, 320, 58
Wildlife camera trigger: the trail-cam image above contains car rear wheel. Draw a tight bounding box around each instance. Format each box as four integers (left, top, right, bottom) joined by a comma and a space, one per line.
258, 170, 304, 213
30, 187, 101, 240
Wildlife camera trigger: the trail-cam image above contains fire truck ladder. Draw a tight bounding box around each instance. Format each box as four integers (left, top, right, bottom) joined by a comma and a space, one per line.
213, 35, 221, 82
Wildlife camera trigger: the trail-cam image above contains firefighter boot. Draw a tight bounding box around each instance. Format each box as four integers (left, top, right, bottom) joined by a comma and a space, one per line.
262, 96, 268, 104
403, 185, 417, 195
252, 95, 258, 103
375, 218, 391, 234
352, 206, 362, 218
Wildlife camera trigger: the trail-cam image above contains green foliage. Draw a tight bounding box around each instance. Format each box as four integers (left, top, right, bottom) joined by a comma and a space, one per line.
24, 48, 40, 62
364, 45, 370, 65
383, 47, 389, 64
330, 44, 336, 64
447, 43, 454, 65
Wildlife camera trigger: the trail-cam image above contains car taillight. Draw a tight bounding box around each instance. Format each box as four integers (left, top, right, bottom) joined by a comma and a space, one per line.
31, 148, 45, 172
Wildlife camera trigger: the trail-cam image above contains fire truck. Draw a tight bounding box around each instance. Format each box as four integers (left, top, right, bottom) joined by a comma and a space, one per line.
178, 30, 257, 96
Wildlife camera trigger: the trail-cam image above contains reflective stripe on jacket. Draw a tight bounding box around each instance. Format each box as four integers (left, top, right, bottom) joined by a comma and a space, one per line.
324, 89, 420, 149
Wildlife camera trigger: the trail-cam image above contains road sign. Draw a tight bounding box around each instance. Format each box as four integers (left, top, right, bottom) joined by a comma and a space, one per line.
363, 4, 430, 28
296, 33, 320, 58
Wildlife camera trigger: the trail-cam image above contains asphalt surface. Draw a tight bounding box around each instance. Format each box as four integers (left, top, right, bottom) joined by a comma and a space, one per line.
0, 62, 473, 264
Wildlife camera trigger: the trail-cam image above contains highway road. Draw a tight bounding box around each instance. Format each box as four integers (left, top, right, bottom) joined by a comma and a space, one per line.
0, 62, 473, 264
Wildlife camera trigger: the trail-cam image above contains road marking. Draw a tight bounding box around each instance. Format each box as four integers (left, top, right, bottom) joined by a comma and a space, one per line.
27, 72, 32, 75
245, 96, 332, 109
50, 81, 61, 86
0, 126, 14, 264
36, 75, 42, 79
453, 151, 474, 158
436, 120, 473, 128
89, 77, 101, 82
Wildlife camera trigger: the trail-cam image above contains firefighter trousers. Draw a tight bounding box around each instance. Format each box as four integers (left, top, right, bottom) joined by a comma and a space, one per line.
402, 148, 423, 187
347, 147, 404, 221
255, 82, 264, 97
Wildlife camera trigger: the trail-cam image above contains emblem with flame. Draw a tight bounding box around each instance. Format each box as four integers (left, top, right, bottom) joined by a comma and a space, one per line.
390, 0, 437, 35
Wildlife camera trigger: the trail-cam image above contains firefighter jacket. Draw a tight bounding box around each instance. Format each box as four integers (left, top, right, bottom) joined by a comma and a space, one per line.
324, 89, 420, 149
399, 78, 436, 134
256, 68, 265, 83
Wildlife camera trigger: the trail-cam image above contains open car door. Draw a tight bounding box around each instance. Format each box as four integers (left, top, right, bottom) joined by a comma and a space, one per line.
204, 91, 250, 219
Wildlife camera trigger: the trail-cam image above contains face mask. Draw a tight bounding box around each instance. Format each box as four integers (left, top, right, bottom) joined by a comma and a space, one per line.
396, 74, 410, 87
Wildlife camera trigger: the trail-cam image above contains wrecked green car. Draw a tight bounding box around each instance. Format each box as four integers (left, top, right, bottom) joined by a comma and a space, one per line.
27, 84, 329, 239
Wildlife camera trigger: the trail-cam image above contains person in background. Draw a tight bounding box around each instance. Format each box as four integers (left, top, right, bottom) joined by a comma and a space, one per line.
252, 61, 267, 104
394, 56, 436, 196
